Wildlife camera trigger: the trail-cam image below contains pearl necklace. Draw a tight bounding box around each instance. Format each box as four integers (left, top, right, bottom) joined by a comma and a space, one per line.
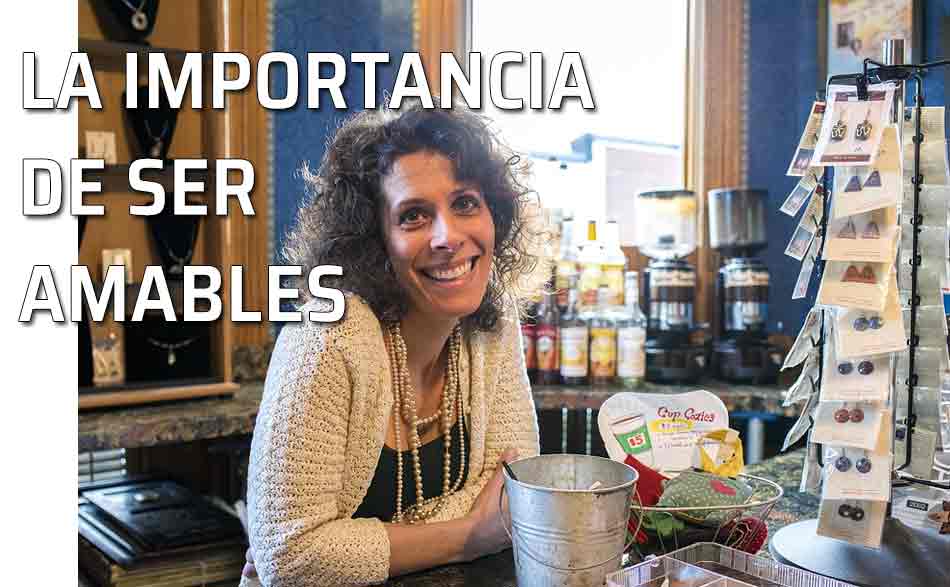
387, 322, 467, 524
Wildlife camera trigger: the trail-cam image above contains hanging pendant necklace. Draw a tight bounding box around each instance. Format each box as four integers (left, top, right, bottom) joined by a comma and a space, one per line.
150, 217, 198, 276
119, 0, 150, 31
144, 119, 170, 158
146, 336, 196, 366
388, 322, 466, 524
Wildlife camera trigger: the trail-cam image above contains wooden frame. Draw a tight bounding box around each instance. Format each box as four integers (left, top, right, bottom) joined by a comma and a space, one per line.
817, 0, 923, 90
685, 0, 748, 328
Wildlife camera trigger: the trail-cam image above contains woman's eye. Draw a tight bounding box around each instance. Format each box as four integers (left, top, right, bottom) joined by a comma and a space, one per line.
398, 208, 426, 225
454, 194, 481, 213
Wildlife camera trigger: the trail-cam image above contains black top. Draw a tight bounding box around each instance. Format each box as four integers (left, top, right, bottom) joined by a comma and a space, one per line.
353, 420, 469, 522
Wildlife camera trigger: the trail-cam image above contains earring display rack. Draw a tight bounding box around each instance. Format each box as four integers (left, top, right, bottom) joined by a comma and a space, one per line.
770, 41, 950, 586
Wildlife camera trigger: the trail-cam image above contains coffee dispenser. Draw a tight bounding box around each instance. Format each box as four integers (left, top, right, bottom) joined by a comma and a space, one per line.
708, 188, 782, 383
635, 189, 705, 383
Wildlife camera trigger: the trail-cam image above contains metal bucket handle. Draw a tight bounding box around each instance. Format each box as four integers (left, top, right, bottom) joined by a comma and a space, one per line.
499, 479, 643, 572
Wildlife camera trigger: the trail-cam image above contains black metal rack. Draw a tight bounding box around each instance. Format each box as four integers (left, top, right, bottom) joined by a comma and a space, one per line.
810, 59, 950, 492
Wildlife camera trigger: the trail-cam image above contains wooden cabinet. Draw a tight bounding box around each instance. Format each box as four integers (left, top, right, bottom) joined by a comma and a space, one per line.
77, 0, 266, 409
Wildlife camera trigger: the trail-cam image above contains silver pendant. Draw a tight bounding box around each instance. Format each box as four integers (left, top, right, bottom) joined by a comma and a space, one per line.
170, 263, 183, 275
132, 10, 148, 31
168, 349, 176, 366
150, 141, 163, 158
854, 120, 872, 141
830, 120, 847, 142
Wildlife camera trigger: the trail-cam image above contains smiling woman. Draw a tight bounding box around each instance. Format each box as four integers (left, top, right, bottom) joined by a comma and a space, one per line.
240, 104, 547, 587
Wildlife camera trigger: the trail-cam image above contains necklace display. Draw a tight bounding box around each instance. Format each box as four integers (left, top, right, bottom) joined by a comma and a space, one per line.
143, 120, 170, 158
99, 0, 160, 41
387, 322, 466, 524
120, 0, 149, 31
146, 211, 200, 276
146, 335, 196, 366
123, 85, 178, 161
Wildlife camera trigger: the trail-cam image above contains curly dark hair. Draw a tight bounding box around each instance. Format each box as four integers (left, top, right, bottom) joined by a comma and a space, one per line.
282, 102, 547, 332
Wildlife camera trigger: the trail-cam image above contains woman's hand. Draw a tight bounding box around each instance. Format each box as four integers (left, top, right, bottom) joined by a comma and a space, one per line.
242, 546, 257, 579
463, 448, 519, 561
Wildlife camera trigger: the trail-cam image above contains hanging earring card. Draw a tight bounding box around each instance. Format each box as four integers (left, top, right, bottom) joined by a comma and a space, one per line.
831, 127, 901, 218
787, 101, 827, 176
903, 106, 950, 186
781, 171, 821, 216
833, 274, 906, 359
814, 83, 895, 166
824, 206, 899, 263
817, 261, 892, 312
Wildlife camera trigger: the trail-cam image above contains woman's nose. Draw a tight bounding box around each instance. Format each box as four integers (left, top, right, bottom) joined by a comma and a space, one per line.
431, 214, 464, 252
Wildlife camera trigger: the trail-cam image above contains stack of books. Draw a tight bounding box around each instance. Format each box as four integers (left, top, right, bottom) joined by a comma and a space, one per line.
78, 476, 246, 587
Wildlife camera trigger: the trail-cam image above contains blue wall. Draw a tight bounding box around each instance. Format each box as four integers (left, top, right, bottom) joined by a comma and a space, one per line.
748, 0, 950, 335
271, 0, 413, 261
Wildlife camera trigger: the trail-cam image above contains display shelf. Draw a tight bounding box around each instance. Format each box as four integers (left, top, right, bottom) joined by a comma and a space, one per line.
78, 3, 235, 410
78, 380, 238, 411
79, 38, 207, 73
86, 164, 213, 193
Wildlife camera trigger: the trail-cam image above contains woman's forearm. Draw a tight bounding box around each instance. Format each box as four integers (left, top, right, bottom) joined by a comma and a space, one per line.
384, 516, 478, 577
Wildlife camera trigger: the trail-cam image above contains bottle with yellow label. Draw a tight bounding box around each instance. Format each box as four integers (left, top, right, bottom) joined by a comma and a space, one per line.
600, 220, 627, 306
589, 286, 617, 385
559, 276, 588, 386
577, 220, 604, 310
554, 216, 577, 314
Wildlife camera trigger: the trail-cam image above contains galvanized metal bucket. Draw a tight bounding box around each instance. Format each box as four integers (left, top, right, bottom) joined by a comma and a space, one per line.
502, 454, 639, 587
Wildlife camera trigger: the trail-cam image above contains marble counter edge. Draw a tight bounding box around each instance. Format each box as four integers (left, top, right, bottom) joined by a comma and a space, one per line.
79, 380, 792, 452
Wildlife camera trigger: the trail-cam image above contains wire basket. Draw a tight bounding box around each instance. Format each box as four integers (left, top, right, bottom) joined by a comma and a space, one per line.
627, 471, 784, 561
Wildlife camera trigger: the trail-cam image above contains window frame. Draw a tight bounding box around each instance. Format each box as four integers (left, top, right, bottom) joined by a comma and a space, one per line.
419, 0, 748, 327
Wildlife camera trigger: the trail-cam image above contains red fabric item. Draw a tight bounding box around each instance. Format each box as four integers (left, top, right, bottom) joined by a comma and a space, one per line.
623, 455, 668, 506
623, 455, 670, 545
720, 517, 768, 554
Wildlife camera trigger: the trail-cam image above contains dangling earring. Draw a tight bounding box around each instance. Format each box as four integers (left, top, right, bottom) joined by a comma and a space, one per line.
838, 218, 857, 239
844, 175, 863, 192
863, 170, 882, 188
854, 108, 872, 141
831, 117, 848, 142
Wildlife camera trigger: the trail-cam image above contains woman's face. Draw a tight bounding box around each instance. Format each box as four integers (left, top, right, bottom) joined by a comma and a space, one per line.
380, 150, 495, 323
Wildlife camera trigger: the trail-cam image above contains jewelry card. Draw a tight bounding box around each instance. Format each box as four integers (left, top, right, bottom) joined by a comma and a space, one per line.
784, 193, 824, 260
904, 185, 950, 227
784, 352, 819, 407
831, 127, 901, 218
786, 101, 826, 176
816, 498, 887, 549
902, 106, 949, 186
783, 389, 819, 452
822, 447, 892, 502
832, 272, 905, 358
811, 401, 884, 451
792, 233, 821, 300
782, 307, 820, 370
817, 261, 892, 312
813, 83, 896, 167
780, 171, 820, 216
824, 207, 899, 263
821, 332, 890, 403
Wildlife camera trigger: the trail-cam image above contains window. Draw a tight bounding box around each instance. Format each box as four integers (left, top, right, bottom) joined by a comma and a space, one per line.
471, 1, 689, 230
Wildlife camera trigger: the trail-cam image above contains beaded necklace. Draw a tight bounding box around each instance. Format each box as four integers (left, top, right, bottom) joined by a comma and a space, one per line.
387, 322, 467, 524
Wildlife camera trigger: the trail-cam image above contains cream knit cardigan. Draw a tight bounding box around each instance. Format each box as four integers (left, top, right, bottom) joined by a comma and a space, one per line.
241, 294, 540, 587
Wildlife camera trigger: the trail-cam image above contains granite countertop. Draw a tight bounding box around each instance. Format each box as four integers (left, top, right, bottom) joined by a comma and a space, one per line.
386, 449, 817, 586
79, 380, 791, 452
